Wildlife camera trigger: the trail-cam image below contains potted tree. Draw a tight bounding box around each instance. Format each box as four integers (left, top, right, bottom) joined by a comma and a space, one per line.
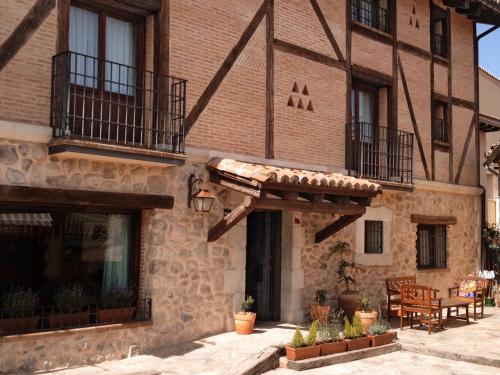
99, 286, 136, 324
367, 312, 395, 347
285, 320, 321, 361
333, 242, 363, 319
0, 287, 39, 334
318, 309, 346, 356
234, 295, 256, 334
343, 314, 370, 351
354, 295, 377, 334
311, 290, 330, 322
49, 285, 89, 329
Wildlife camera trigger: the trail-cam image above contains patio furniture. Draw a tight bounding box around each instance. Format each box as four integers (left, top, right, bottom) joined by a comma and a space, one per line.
439, 298, 470, 325
385, 275, 416, 318
400, 284, 442, 335
448, 276, 486, 320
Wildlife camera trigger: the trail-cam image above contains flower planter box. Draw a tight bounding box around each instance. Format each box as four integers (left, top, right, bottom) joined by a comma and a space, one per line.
49, 311, 90, 329
98, 307, 136, 324
285, 345, 321, 361
346, 336, 371, 351
0, 316, 39, 335
320, 340, 347, 356
311, 304, 330, 322
369, 332, 395, 347
234, 312, 256, 335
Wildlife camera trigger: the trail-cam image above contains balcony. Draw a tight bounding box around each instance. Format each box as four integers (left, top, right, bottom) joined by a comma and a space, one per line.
351, 0, 390, 34
50, 52, 186, 165
346, 122, 414, 184
432, 33, 448, 59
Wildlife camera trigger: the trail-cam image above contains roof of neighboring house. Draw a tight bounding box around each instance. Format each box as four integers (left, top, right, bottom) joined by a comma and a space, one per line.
485, 141, 500, 166
480, 67, 500, 82
444, 0, 500, 24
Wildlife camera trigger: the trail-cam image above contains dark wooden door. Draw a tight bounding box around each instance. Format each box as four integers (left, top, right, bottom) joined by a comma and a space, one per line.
246, 211, 281, 321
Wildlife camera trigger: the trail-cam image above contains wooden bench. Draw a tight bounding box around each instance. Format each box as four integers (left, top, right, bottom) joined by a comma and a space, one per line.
448, 276, 486, 320
400, 284, 442, 335
385, 275, 416, 318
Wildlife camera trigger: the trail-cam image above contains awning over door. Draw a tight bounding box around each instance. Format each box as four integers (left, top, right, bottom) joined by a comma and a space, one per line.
207, 158, 382, 242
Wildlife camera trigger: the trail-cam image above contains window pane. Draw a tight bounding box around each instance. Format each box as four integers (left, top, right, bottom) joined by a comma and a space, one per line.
69, 6, 99, 88
105, 17, 136, 95
365, 220, 383, 254
417, 225, 431, 267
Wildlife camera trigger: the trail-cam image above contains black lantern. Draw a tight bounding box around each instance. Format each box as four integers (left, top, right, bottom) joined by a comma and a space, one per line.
188, 173, 215, 213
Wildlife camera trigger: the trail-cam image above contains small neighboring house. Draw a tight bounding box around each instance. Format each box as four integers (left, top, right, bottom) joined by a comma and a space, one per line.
0, 0, 498, 372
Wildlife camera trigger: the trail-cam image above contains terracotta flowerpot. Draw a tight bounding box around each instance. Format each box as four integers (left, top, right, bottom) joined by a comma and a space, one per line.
311, 304, 330, 322
0, 316, 39, 335
285, 345, 321, 361
346, 336, 371, 351
338, 291, 362, 319
369, 332, 396, 347
49, 311, 90, 329
234, 312, 256, 334
355, 310, 378, 334
320, 340, 347, 356
98, 307, 136, 324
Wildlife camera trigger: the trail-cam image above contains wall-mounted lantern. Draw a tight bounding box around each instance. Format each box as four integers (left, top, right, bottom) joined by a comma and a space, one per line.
188, 173, 215, 213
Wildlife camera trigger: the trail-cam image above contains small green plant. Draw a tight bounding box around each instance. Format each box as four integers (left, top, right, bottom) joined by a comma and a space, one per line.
1, 287, 39, 318
101, 286, 136, 309
240, 295, 254, 313
360, 294, 370, 312
315, 290, 327, 305
290, 326, 305, 348
305, 320, 318, 346
54, 285, 86, 313
343, 315, 364, 339
332, 241, 362, 292
317, 320, 340, 343
368, 307, 390, 336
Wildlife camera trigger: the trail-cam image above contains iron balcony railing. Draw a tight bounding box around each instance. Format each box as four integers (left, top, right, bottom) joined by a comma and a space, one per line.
432, 118, 449, 144
0, 298, 151, 336
432, 33, 447, 59
50, 51, 186, 153
351, 0, 390, 33
346, 122, 414, 184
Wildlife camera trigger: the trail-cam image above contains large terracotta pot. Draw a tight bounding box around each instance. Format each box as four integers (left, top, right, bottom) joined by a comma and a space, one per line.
311, 304, 330, 322
98, 307, 136, 324
346, 336, 370, 351
320, 340, 347, 356
285, 345, 321, 361
338, 291, 362, 319
49, 311, 90, 329
369, 332, 396, 347
0, 316, 39, 335
355, 310, 378, 334
234, 312, 256, 334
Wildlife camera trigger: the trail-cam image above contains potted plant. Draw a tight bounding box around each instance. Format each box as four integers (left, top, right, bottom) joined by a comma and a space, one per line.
354, 294, 378, 334
367, 312, 395, 347
318, 309, 346, 356
310, 290, 330, 322
99, 286, 136, 324
343, 314, 370, 351
49, 285, 89, 328
285, 320, 321, 361
0, 287, 40, 334
234, 295, 256, 334
333, 242, 363, 319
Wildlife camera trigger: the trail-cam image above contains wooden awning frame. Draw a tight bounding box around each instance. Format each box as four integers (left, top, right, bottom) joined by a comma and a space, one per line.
208, 167, 380, 242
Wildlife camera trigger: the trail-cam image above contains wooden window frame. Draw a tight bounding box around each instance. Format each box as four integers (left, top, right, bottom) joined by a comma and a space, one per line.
432, 99, 450, 149
416, 224, 447, 270
431, 5, 450, 60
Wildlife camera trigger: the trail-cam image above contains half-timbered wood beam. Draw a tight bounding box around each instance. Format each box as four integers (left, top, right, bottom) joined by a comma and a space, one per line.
0, 0, 56, 72
410, 214, 457, 225
266, 0, 275, 159
398, 53, 431, 180
184, 1, 267, 135
208, 196, 257, 242
254, 198, 365, 215
315, 213, 364, 243
454, 114, 476, 184
309, 0, 345, 62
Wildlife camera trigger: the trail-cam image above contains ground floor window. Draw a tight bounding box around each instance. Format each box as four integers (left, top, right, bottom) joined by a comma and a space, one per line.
364, 220, 383, 254
416, 224, 447, 269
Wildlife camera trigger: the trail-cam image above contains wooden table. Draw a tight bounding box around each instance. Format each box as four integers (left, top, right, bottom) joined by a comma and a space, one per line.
433, 298, 470, 325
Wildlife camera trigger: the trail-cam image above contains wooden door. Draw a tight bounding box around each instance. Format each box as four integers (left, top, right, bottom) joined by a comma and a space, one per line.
245, 211, 281, 321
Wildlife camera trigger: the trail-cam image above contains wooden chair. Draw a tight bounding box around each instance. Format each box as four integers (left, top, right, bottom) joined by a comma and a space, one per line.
448, 276, 486, 320
385, 275, 416, 318
400, 284, 443, 335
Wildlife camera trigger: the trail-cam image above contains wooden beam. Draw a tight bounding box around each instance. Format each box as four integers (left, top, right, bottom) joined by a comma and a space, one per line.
346, 0, 353, 168
209, 172, 261, 198
154, 0, 170, 77
265, 0, 275, 159
454, 114, 476, 184
254, 198, 366, 215
56, 0, 70, 53
184, 1, 267, 135
0, 0, 56, 72
262, 181, 380, 198
309, 0, 345, 61
0, 184, 173, 209
298, 192, 325, 202
113, 0, 161, 12
398, 53, 431, 180
397, 40, 431, 60
352, 64, 393, 86
274, 38, 347, 71
447, 8, 454, 184
351, 21, 393, 45
208, 196, 256, 242
410, 214, 457, 225
452, 97, 475, 110
315, 214, 364, 243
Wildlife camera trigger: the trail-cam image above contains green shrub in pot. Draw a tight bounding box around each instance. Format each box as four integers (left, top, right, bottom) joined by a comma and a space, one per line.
1, 287, 39, 318
54, 285, 86, 313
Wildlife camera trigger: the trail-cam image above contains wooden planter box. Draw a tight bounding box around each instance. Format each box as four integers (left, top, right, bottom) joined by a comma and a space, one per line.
320, 340, 347, 356
369, 332, 395, 347
98, 307, 136, 324
0, 316, 39, 335
48, 311, 90, 329
285, 345, 321, 361
346, 336, 371, 351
